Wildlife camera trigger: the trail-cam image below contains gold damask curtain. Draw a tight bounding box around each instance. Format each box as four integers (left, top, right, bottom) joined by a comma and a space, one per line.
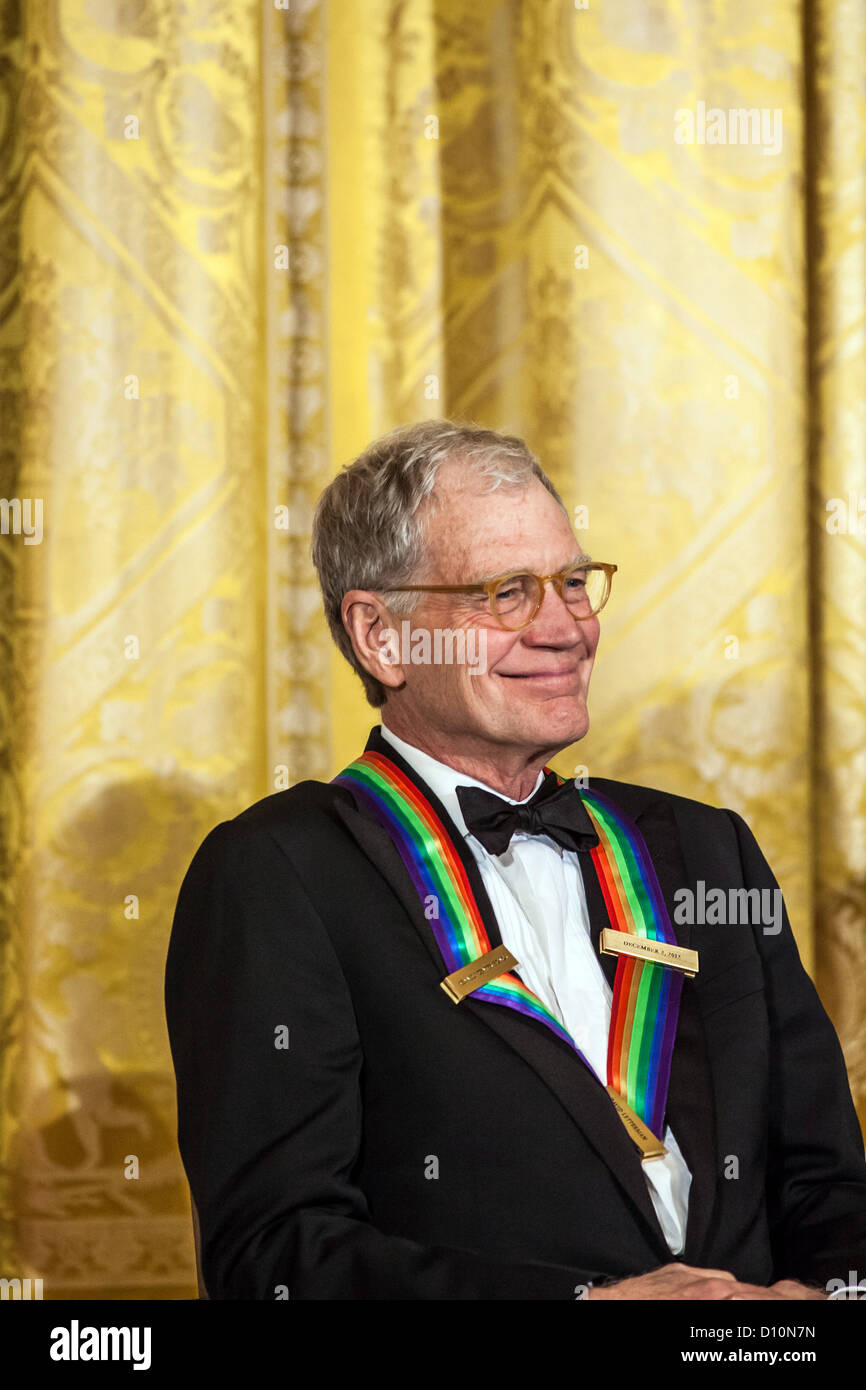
0, 0, 863, 1299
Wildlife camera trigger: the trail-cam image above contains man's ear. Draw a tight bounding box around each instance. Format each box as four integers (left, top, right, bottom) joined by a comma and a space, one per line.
341, 590, 407, 693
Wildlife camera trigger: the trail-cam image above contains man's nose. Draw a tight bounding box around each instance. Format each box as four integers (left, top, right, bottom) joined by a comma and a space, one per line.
522, 581, 584, 641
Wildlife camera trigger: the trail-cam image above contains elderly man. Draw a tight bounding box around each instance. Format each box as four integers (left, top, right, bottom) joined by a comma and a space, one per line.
166, 420, 866, 1300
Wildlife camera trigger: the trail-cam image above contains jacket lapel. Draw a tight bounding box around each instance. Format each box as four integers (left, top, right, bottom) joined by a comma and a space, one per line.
332, 729, 679, 1258
580, 789, 719, 1264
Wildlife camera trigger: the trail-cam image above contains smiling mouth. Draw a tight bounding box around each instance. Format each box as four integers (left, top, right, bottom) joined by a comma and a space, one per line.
499, 669, 581, 681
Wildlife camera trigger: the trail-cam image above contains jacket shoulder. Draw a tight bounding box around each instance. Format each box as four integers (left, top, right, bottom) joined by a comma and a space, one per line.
187, 778, 356, 872
232, 777, 352, 830
587, 775, 732, 828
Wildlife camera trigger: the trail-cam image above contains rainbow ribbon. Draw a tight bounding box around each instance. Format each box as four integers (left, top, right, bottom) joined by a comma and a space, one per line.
334, 752, 575, 1046
578, 787, 683, 1141
335, 752, 682, 1140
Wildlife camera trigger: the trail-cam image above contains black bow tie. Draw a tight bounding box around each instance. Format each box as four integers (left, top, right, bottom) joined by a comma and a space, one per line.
456, 774, 600, 857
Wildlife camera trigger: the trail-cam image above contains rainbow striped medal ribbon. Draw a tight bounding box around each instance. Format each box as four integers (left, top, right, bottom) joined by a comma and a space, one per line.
334, 752, 697, 1163
576, 785, 699, 1157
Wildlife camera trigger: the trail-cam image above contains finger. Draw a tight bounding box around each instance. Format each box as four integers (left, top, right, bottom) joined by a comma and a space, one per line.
725, 1284, 789, 1300
680, 1266, 737, 1282
683, 1277, 748, 1300
770, 1281, 826, 1300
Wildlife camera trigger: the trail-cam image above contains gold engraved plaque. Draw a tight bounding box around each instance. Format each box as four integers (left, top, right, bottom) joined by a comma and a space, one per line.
599, 928, 699, 978
441, 946, 520, 1004
605, 1086, 668, 1162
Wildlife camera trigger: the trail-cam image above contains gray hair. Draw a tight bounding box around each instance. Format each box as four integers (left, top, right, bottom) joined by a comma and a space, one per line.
311, 419, 568, 707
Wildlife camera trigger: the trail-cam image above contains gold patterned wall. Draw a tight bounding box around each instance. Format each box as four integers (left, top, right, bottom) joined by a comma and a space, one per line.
0, 0, 863, 1299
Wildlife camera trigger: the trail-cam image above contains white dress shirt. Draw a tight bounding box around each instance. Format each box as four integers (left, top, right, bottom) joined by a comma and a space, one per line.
379, 723, 692, 1256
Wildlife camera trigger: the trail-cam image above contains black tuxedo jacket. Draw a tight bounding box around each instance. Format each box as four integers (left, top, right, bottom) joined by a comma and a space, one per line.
165, 726, 866, 1299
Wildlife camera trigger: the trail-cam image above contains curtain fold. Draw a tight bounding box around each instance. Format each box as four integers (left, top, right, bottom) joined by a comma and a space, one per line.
1, 0, 270, 1295
807, 0, 866, 1111
0, 0, 862, 1299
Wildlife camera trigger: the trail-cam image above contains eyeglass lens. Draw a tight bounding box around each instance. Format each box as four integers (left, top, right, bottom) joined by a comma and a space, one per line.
492, 568, 609, 627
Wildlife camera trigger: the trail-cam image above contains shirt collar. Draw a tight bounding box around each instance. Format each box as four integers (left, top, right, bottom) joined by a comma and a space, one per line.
378, 723, 545, 840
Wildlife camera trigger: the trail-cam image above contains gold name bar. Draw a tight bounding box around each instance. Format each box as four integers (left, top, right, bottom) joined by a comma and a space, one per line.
599, 928, 699, 978
605, 1086, 668, 1162
441, 945, 520, 1004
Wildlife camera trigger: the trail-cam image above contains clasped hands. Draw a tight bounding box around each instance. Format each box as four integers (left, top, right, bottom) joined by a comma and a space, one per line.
588, 1263, 826, 1300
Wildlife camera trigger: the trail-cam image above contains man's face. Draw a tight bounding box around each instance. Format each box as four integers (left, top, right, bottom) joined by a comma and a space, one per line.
378, 462, 600, 764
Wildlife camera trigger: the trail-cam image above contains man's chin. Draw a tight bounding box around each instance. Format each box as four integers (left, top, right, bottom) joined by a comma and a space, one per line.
507, 695, 589, 748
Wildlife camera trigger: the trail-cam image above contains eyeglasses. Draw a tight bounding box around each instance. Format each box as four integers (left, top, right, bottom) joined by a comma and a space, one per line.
383, 561, 617, 631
